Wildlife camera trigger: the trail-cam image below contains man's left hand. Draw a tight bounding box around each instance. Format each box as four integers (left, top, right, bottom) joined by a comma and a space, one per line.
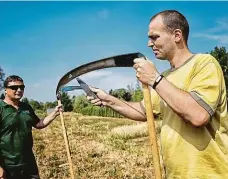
52, 104, 63, 117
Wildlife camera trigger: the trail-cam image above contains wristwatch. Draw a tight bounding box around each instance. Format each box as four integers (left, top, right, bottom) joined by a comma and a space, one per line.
152, 75, 164, 89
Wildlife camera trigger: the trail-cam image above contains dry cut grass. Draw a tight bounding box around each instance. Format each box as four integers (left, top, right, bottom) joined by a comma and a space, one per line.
33, 112, 164, 179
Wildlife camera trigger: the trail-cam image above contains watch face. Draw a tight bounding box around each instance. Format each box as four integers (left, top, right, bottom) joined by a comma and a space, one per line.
156, 76, 162, 82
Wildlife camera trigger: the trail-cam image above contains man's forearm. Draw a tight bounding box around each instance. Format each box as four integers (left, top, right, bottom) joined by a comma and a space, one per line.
35, 113, 57, 129
155, 78, 210, 126
105, 95, 146, 121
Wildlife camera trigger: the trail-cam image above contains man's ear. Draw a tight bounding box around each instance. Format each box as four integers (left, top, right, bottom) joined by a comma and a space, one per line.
174, 29, 182, 43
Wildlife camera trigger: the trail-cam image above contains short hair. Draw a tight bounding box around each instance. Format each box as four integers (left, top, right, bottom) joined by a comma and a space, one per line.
4, 75, 24, 88
150, 10, 189, 44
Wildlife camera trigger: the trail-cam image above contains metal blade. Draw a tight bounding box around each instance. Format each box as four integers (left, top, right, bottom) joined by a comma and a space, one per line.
56, 52, 144, 94
60, 86, 82, 93
76, 77, 98, 99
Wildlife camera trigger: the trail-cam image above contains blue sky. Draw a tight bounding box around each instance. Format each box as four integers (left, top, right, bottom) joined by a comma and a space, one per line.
1, 1, 228, 102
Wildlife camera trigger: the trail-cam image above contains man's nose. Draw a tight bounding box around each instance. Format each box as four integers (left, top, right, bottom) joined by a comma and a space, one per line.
148, 40, 154, 48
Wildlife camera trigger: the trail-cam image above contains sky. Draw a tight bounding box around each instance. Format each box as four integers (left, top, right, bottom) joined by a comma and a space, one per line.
1, 1, 228, 102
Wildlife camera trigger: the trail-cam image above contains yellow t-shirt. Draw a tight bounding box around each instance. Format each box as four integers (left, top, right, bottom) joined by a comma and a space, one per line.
150, 54, 228, 179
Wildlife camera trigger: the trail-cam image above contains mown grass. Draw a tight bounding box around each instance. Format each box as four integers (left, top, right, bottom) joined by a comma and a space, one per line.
33, 112, 164, 179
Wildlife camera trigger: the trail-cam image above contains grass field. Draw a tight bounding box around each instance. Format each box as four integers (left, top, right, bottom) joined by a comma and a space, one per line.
33, 112, 164, 179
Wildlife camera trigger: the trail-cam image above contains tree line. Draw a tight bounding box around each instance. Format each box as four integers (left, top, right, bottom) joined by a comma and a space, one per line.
1, 46, 228, 117
0, 82, 143, 118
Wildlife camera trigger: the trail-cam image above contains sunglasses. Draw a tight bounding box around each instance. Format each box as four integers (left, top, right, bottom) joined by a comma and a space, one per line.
6, 85, 25, 91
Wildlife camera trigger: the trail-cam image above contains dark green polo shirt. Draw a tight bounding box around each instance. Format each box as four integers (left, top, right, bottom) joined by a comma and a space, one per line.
0, 100, 40, 170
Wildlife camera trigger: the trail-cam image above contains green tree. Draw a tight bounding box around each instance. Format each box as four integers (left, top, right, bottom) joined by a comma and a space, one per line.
0, 93, 4, 100
0, 66, 5, 99
44, 101, 57, 110
132, 81, 143, 101
0, 66, 4, 91
21, 97, 29, 104
210, 46, 228, 97
73, 95, 90, 113
109, 88, 132, 101
61, 92, 73, 112
29, 99, 43, 111
127, 84, 134, 97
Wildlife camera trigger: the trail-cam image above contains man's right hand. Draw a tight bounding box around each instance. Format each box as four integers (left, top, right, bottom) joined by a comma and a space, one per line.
87, 86, 109, 106
0, 167, 5, 179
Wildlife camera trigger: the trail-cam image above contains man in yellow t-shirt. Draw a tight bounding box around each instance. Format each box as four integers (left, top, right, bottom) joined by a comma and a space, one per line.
87, 10, 228, 178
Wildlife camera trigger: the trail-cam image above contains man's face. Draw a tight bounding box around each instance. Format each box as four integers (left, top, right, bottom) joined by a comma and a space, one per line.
5, 80, 25, 100
148, 15, 176, 60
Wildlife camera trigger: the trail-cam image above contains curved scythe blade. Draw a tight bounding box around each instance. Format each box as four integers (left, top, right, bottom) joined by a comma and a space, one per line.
56, 52, 144, 95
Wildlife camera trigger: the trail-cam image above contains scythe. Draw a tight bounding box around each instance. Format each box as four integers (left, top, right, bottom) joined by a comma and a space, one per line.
56, 52, 162, 179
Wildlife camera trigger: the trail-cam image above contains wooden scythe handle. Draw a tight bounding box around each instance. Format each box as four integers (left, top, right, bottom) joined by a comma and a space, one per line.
142, 84, 162, 179
57, 100, 75, 179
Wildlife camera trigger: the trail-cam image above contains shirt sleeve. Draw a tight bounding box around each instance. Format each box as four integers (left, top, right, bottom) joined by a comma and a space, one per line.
188, 60, 222, 116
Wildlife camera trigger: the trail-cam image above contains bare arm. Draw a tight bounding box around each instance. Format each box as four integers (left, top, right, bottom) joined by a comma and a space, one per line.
34, 104, 63, 129
88, 87, 146, 121
134, 57, 210, 127
0, 166, 6, 179
155, 78, 210, 126
105, 95, 146, 121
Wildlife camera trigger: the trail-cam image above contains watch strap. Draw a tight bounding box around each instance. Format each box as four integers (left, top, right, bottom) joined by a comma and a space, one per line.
152, 75, 164, 89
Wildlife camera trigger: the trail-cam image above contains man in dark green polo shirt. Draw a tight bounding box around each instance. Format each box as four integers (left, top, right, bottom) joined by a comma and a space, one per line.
0, 75, 62, 179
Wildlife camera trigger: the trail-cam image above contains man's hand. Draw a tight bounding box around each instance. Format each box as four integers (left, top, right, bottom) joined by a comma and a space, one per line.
0, 167, 5, 179
133, 57, 160, 86
34, 104, 64, 129
87, 86, 109, 106
51, 104, 63, 118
